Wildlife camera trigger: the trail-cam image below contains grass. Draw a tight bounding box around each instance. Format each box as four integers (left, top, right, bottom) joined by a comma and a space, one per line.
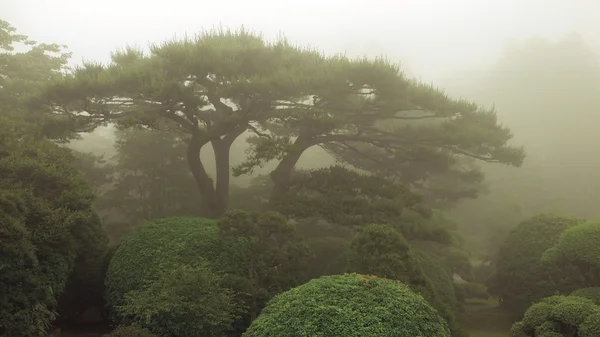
457, 298, 517, 337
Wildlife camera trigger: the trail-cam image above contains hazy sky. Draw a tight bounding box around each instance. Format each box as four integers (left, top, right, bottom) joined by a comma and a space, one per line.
4, 0, 600, 82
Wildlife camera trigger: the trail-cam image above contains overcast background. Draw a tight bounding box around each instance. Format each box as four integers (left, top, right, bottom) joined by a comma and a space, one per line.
4, 0, 600, 83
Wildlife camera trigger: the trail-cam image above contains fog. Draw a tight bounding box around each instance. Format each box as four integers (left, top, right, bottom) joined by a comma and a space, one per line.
6, 0, 600, 226
5, 1, 600, 336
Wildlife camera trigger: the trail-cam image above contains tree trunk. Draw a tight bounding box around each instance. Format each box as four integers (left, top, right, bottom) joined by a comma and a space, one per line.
186, 133, 221, 218
270, 134, 313, 196
187, 127, 246, 218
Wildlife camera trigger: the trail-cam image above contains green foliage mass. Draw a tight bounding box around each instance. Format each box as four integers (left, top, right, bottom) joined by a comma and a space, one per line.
510, 295, 600, 337
347, 224, 433, 301
243, 273, 451, 337
411, 246, 464, 336
488, 214, 586, 312
543, 221, 600, 285
106, 212, 311, 334
118, 263, 243, 337
570, 288, 600, 306
95, 128, 203, 239
0, 19, 77, 140
104, 217, 228, 321
39, 27, 524, 217
0, 118, 107, 336
102, 325, 159, 337
273, 166, 451, 243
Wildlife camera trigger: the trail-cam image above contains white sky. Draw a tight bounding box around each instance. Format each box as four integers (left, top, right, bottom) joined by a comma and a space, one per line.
4, 0, 600, 82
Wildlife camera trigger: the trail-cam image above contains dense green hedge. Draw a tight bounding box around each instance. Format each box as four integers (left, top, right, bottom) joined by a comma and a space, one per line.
412, 247, 464, 336
542, 221, 600, 285
489, 214, 586, 312
102, 325, 159, 337
243, 273, 451, 337
0, 121, 108, 336
510, 295, 600, 337
104, 216, 242, 321
570, 288, 600, 305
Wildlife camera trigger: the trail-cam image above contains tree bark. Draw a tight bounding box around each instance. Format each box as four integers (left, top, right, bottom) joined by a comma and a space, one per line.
186, 133, 221, 218
187, 127, 246, 218
270, 134, 313, 196
210, 128, 244, 217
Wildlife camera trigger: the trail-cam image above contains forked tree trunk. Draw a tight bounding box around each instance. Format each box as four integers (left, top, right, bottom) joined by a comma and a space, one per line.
186, 128, 245, 218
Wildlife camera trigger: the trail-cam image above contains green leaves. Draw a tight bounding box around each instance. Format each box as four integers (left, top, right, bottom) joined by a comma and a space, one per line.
118, 263, 243, 337
511, 295, 600, 337
243, 273, 451, 337
0, 117, 106, 336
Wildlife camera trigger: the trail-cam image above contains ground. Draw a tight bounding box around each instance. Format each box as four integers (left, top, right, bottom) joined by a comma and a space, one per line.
457, 298, 516, 337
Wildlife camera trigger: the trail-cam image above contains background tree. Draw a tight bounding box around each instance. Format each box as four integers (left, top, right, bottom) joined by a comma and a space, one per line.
272, 165, 451, 243
95, 127, 203, 239
0, 118, 107, 336
0, 19, 76, 140
217, 210, 312, 321
41, 30, 524, 217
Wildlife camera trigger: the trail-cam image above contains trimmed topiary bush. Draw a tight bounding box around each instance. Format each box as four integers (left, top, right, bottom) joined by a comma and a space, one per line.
117, 263, 244, 336
510, 295, 600, 336
543, 221, 600, 286
571, 288, 600, 305
488, 214, 586, 313
580, 312, 600, 337
104, 217, 242, 322
243, 273, 451, 337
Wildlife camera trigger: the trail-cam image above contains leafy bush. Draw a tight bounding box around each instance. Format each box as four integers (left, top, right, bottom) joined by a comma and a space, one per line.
571, 288, 600, 305
104, 217, 231, 322
510, 295, 600, 336
412, 247, 463, 336
102, 325, 159, 337
580, 313, 600, 337
543, 221, 600, 285
118, 263, 243, 336
243, 273, 451, 337
348, 224, 429, 292
488, 214, 586, 312
0, 120, 107, 336
458, 282, 489, 300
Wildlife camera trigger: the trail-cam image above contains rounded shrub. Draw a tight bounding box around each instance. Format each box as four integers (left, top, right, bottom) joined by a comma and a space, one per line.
105, 217, 243, 322
580, 312, 600, 337
243, 273, 451, 337
571, 288, 600, 305
489, 214, 586, 312
546, 221, 600, 281
510, 295, 600, 336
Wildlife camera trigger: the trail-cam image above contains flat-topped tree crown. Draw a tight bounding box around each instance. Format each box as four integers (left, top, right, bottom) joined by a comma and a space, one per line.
39, 28, 524, 215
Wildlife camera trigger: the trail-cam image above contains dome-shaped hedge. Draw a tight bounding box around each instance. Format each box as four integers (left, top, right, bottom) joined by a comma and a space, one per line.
571, 288, 600, 306
243, 273, 451, 337
489, 214, 586, 312
510, 295, 600, 337
548, 221, 600, 267
105, 217, 244, 321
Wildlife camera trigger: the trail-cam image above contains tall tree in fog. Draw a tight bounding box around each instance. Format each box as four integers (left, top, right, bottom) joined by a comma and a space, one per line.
40, 30, 524, 217
97, 128, 202, 228
0, 19, 77, 139
450, 33, 600, 252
